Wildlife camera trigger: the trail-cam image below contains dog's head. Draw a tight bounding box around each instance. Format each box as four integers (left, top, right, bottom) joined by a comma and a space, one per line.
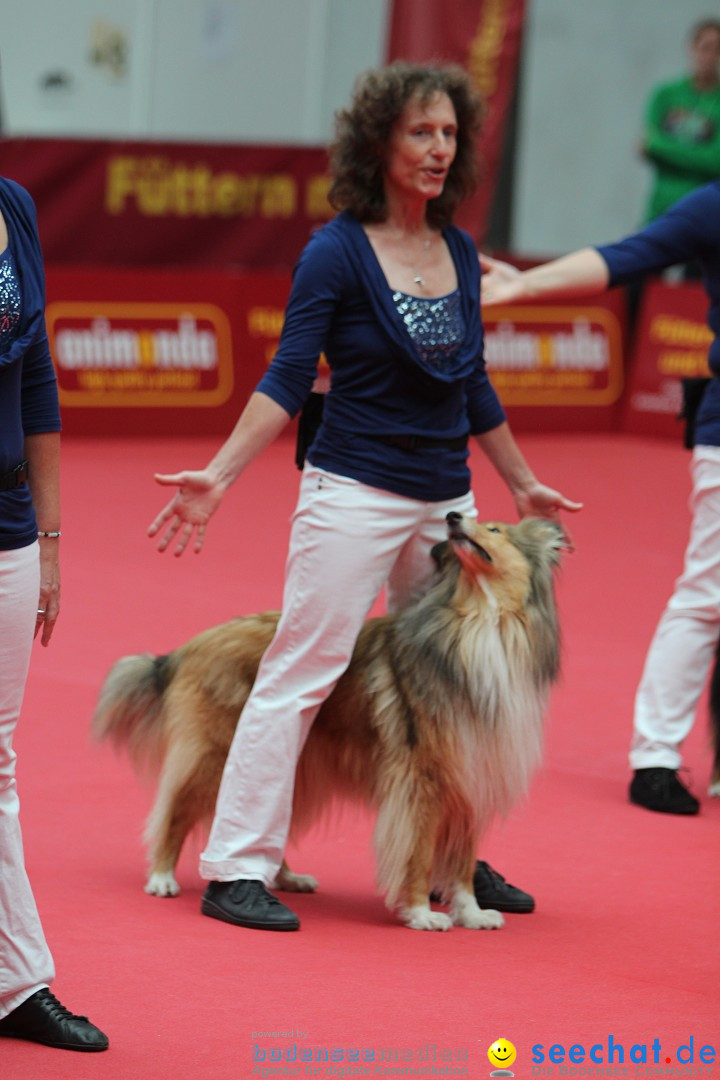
431, 513, 565, 614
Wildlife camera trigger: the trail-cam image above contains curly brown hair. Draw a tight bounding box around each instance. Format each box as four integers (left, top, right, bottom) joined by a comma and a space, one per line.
327, 62, 484, 229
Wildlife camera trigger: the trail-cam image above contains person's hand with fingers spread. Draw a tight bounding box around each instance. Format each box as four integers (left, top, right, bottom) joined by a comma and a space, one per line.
147, 391, 292, 557
148, 468, 226, 556
479, 252, 526, 306
479, 248, 610, 307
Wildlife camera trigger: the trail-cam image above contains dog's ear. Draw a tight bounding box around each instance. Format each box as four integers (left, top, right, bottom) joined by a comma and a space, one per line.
507, 518, 566, 568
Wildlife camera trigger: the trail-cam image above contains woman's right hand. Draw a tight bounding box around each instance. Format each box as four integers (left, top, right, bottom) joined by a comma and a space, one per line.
147, 469, 226, 556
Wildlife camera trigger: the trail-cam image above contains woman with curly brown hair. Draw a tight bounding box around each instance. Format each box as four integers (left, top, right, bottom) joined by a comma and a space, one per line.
147, 62, 581, 932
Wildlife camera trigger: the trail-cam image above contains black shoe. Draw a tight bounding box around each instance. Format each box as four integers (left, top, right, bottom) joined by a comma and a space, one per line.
430, 862, 535, 912
629, 768, 700, 815
473, 861, 535, 913
0, 989, 109, 1052
201, 879, 300, 931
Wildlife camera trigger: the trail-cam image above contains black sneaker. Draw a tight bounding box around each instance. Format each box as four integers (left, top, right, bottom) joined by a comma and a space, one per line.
0, 989, 109, 1052
629, 768, 700, 815
473, 861, 535, 913
429, 862, 535, 912
201, 879, 300, 930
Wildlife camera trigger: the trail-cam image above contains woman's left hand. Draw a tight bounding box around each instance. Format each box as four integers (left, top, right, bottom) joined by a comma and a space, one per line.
512, 481, 583, 550
475, 422, 583, 537
513, 481, 583, 521
35, 539, 60, 646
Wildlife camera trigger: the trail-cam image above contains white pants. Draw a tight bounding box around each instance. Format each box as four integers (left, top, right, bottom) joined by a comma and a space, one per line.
630, 446, 720, 770
200, 466, 477, 885
0, 542, 55, 1019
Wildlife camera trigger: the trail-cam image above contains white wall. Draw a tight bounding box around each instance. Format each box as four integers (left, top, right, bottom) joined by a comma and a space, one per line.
512, 0, 719, 255
2, 0, 388, 143
2, 0, 717, 248
2, 0, 151, 138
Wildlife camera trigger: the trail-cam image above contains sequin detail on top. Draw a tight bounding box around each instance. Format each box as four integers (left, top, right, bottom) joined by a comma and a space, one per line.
0, 251, 21, 352
392, 289, 465, 374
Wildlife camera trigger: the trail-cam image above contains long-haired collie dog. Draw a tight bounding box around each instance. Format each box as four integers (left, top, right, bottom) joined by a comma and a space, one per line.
92, 513, 564, 931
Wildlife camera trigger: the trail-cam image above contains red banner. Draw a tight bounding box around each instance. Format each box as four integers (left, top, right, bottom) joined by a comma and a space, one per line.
484, 292, 627, 432
622, 280, 710, 439
45, 265, 628, 438
45, 267, 291, 436
2, 138, 333, 270
387, 0, 526, 243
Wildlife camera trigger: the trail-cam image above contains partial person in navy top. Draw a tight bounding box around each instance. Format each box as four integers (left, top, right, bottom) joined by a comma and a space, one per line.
147, 63, 582, 933
0, 178, 109, 1051
481, 180, 720, 816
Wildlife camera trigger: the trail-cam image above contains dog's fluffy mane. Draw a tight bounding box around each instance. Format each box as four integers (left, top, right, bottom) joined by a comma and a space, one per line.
362, 518, 563, 902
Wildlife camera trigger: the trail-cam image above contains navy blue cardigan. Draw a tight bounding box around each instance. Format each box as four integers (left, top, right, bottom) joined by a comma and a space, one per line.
0, 177, 61, 550
257, 211, 506, 501
597, 181, 720, 447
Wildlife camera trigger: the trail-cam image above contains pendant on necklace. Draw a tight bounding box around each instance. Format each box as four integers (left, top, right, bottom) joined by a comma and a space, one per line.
413, 274, 424, 286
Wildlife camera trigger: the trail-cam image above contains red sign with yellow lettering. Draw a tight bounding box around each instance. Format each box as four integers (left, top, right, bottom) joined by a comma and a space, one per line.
622, 280, 710, 438
483, 292, 626, 431
4, 138, 331, 269
45, 267, 291, 436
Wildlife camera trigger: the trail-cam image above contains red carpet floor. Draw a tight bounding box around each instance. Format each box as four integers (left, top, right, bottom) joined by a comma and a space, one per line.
7, 432, 718, 1080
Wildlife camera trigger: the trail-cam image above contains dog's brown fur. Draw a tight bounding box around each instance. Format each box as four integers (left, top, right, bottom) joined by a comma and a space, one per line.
92, 515, 564, 930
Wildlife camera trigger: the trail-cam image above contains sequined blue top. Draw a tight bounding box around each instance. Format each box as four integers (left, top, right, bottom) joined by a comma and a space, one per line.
257, 211, 505, 501
0, 251, 22, 353
0, 177, 61, 549
391, 289, 464, 376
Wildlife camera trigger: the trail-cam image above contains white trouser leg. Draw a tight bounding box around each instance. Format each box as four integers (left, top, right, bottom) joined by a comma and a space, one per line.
0, 543, 55, 1018
199, 468, 475, 885
630, 447, 720, 770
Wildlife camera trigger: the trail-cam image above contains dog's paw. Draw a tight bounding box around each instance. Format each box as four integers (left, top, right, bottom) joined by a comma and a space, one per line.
708, 776, 720, 798
401, 905, 453, 931
145, 870, 180, 897
453, 905, 504, 930
450, 890, 504, 929
273, 867, 319, 893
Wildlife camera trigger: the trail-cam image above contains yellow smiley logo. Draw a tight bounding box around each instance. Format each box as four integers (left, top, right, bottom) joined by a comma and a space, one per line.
488, 1039, 517, 1069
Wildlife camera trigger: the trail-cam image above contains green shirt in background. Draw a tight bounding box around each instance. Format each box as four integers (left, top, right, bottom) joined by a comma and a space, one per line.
643, 75, 720, 221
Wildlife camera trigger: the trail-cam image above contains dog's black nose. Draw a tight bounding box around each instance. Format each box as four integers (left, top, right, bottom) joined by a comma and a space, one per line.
446, 512, 463, 525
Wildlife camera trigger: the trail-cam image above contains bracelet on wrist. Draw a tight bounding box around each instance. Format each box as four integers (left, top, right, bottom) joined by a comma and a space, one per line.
37, 530, 62, 538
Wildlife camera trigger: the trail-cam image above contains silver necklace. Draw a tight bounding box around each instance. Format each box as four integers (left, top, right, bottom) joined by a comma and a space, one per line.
411, 235, 432, 286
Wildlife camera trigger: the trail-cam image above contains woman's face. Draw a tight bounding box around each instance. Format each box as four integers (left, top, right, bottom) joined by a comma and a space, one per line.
383, 91, 458, 206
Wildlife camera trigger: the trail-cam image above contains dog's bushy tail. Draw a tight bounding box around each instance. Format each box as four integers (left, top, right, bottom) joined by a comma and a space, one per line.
92, 651, 178, 774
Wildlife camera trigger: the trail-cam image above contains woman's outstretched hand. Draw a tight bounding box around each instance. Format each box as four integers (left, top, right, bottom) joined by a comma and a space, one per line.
479, 252, 526, 306
512, 480, 583, 552
513, 480, 583, 521
148, 469, 226, 556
